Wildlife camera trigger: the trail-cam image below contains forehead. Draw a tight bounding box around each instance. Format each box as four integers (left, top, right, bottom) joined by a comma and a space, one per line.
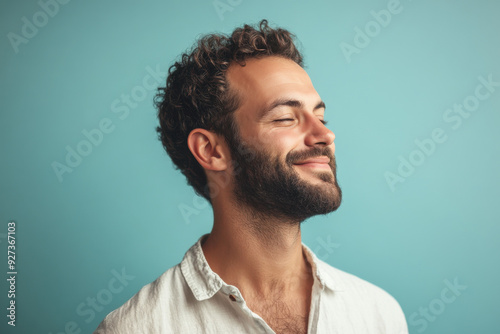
226, 56, 319, 114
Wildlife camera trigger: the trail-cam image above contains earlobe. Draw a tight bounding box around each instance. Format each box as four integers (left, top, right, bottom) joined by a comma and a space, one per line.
187, 129, 228, 171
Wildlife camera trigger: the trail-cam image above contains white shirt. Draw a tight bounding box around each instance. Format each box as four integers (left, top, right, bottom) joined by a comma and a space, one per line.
94, 234, 408, 333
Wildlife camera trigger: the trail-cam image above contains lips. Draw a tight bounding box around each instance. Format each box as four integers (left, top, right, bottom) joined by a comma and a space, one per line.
294, 156, 330, 165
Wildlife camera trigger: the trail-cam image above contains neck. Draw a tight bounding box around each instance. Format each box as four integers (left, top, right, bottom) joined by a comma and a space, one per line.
201, 197, 313, 299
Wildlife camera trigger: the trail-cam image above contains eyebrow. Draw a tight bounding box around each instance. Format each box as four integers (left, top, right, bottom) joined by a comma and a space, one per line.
259, 98, 326, 119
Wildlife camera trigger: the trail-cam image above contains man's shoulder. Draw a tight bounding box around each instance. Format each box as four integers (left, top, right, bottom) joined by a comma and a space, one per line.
318, 257, 402, 307
315, 256, 408, 330
322, 260, 386, 290
94, 263, 184, 334
315, 257, 408, 332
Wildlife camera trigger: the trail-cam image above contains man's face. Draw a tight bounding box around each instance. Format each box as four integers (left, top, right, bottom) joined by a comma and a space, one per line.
224, 56, 342, 222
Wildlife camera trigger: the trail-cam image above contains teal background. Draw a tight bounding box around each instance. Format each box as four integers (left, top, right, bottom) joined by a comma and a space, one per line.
1, 0, 499, 333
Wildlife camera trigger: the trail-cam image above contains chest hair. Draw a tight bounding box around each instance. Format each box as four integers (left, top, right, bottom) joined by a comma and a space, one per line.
260, 301, 308, 333
247, 290, 310, 334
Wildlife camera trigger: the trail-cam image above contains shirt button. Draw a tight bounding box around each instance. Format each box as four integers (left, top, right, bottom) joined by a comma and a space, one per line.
229, 294, 237, 301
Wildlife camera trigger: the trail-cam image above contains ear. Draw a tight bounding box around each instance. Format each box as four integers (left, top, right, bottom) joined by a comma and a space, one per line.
187, 128, 229, 171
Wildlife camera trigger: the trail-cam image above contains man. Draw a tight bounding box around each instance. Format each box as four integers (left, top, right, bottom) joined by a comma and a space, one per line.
94, 20, 408, 334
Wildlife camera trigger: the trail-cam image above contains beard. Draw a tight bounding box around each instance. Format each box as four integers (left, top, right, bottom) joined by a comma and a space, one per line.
227, 132, 342, 224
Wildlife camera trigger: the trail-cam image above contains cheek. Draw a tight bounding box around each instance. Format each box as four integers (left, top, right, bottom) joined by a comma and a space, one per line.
255, 130, 299, 161
254, 128, 292, 147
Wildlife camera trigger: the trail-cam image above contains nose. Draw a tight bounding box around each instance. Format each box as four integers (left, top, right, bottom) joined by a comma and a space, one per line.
304, 116, 335, 148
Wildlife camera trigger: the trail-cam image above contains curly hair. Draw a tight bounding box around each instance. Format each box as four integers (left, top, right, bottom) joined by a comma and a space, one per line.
155, 19, 303, 203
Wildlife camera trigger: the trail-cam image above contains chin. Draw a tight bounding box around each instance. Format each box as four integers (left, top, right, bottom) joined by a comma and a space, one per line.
303, 171, 335, 184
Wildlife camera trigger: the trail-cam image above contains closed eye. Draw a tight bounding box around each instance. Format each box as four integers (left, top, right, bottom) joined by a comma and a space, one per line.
274, 118, 328, 125
273, 118, 295, 122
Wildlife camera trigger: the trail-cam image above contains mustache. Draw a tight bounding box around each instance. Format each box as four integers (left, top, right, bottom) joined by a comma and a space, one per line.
286, 146, 336, 166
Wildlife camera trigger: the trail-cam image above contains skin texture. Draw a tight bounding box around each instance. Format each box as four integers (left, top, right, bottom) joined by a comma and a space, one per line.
187, 56, 339, 333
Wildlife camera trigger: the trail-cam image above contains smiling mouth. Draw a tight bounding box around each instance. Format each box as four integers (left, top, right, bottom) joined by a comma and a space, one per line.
294, 162, 331, 169
293, 157, 331, 169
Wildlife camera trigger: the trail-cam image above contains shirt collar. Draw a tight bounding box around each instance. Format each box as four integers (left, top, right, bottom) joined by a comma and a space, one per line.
301, 241, 342, 292
181, 233, 341, 301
